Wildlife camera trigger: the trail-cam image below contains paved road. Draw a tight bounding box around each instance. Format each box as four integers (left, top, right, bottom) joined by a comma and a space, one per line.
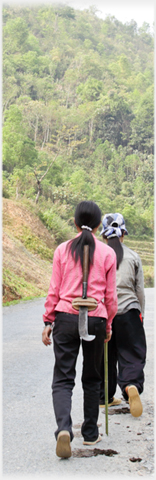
3, 288, 155, 478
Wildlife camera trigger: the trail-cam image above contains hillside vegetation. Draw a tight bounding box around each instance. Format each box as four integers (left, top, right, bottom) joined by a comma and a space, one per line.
2, 4, 154, 303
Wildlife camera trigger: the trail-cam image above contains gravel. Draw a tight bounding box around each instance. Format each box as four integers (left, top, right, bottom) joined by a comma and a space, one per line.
3, 288, 155, 478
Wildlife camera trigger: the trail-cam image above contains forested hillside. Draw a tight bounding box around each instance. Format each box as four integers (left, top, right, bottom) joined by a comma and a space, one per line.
2, 4, 154, 301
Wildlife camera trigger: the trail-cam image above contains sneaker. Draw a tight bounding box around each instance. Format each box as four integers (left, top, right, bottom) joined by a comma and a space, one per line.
99, 397, 121, 408
56, 430, 71, 458
125, 385, 143, 417
83, 435, 102, 446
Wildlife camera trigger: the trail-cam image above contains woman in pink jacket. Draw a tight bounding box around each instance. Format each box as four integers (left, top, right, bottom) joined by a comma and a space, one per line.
42, 201, 117, 458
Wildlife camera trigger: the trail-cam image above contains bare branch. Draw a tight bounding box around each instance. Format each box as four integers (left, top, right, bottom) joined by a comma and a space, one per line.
34, 148, 65, 203
39, 152, 59, 182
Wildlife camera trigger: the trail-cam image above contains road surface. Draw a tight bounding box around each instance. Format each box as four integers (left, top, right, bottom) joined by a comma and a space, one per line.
3, 288, 155, 478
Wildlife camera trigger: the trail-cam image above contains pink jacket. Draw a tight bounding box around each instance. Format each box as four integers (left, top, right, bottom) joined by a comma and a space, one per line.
43, 233, 118, 333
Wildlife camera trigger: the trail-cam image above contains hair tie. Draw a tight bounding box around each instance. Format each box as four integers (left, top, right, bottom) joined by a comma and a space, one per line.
81, 225, 92, 232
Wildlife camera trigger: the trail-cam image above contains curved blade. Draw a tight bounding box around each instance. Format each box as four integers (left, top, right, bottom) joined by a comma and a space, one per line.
78, 306, 95, 341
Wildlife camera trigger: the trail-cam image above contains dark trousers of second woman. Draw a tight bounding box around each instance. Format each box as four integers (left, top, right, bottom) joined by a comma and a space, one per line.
52, 312, 106, 442
100, 309, 147, 402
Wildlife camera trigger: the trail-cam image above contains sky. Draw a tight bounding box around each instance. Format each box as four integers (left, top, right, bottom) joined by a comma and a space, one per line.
53, 0, 155, 29
4, 0, 155, 30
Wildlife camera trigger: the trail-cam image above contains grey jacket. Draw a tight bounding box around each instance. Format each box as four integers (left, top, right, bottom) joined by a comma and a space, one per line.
116, 244, 145, 317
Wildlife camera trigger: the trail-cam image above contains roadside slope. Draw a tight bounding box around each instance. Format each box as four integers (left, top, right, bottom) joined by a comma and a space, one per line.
3, 198, 56, 303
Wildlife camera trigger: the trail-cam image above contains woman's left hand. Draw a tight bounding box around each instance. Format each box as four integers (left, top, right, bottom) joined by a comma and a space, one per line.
42, 326, 52, 346
104, 331, 112, 343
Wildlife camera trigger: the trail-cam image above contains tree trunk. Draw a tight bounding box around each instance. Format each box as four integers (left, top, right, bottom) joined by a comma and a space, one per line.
89, 118, 94, 146
34, 116, 38, 142
35, 181, 41, 204
16, 184, 19, 200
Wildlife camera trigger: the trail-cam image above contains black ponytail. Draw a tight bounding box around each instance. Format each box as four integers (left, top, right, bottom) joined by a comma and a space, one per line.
106, 236, 123, 269
69, 201, 101, 270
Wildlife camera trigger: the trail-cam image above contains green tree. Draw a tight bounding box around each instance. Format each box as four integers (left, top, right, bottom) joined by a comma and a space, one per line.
2, 4, 154, 236
77, 78, 103, 102
3, 17, 29, 54
3, 105, 38, 172
130, 86, 154, 153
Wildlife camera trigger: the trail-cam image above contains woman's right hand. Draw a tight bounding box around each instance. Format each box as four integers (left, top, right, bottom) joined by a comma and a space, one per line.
104, 331, 112, 343
42, 326, 52, 346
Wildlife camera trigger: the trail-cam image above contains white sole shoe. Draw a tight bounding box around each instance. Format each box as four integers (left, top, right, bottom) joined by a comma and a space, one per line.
83, 435, 102, 446
127, 385, 143, 417
56, 430, 71, 458
100, 397, 121, 407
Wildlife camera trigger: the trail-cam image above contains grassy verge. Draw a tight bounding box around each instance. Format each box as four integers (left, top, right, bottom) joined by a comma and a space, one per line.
3, 268, 49, 306
3, 296, 46, 307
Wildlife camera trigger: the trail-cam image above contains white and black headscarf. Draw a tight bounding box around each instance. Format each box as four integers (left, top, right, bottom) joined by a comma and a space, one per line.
100, 213, 128, 238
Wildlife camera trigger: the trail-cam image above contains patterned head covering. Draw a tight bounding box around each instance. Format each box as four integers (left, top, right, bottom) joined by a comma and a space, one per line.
100, 213, 128, 238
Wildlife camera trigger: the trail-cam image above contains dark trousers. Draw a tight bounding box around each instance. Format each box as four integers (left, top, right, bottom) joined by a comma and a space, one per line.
100, 309, 147, 402
52, 312, 106, 442
100, 326, 117, 403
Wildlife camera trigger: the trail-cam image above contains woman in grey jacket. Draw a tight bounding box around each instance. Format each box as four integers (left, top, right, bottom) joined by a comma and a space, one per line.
100, 213, 146, 417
